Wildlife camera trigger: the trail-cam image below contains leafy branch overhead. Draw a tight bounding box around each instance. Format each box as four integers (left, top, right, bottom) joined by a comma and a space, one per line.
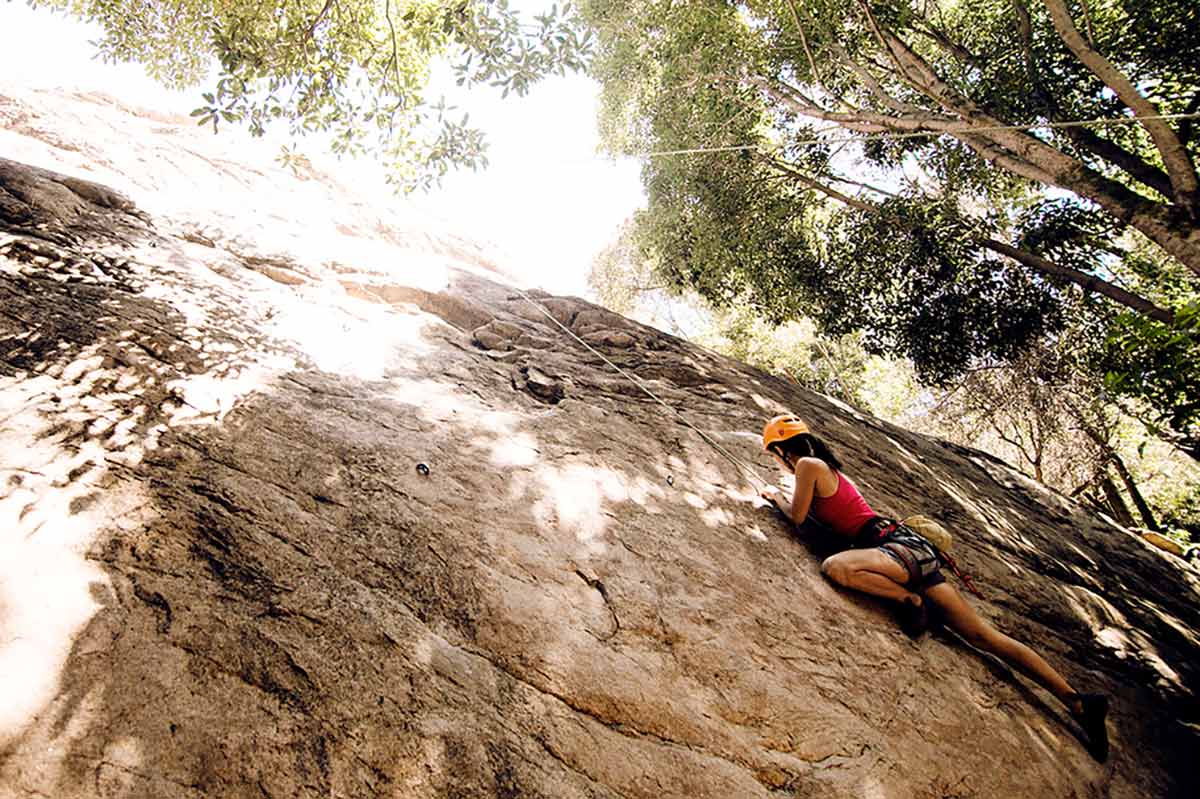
37, 0, 592, 192
582, 0, 1200, 458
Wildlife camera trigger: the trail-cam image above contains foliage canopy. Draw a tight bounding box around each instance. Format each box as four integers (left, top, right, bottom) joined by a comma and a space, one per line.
36, 0, 591, 191
582, 0, 1200, 457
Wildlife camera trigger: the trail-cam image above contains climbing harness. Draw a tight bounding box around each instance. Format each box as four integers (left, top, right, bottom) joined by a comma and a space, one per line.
894, 516, 984, 598
859, 518, 943, 583
859, 518, 983, 598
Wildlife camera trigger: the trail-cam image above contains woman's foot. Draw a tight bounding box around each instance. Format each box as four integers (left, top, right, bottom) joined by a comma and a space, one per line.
1069, 693, 1110, 762
896, 595, 929, 638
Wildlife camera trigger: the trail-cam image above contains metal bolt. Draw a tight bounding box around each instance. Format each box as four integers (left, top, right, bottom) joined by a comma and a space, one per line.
416, 463, 430, 476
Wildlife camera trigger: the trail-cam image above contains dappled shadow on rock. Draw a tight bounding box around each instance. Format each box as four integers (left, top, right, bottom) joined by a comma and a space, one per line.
0, 159, 307, 795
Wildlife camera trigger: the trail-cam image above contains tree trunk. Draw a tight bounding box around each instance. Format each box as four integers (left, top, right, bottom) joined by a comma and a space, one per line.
1100, 474, 1137, 528
1043, 0, 1200, 217
1070, 404, 1166, 526
1110, 452, 1160, 531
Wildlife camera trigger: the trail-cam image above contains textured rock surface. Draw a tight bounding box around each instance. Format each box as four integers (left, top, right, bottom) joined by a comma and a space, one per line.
2, 86, 1199, 799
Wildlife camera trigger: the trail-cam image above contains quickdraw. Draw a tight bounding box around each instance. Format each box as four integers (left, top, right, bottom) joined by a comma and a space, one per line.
937, 550, 984, 600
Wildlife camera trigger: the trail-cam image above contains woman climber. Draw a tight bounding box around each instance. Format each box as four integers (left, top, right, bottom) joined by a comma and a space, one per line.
758, 414, 1110, 761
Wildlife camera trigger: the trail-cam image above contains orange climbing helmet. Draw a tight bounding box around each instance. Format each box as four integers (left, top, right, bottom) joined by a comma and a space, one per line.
762, 414, 810, 450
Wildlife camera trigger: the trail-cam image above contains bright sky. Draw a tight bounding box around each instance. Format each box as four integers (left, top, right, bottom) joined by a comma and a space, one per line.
0, 2, 645, 297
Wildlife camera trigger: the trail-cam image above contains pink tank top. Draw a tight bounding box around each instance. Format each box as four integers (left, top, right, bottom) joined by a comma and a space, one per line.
809, 472, 877, 537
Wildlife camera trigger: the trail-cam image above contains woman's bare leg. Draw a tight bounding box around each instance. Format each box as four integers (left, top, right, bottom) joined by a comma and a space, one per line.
925, 582, 1078, 707
821, 550, 921, 605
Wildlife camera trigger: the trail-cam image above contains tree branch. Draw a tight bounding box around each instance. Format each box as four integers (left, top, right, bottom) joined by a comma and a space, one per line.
308, 0, 337, 39
827, 173, 901, 198
829, 42, 920, 115
954, 132, 1062, 187
911, 23, 981, 70
853, 0, 917, 85
993, 422, 1038, 474
754, 76, 826, 115
762, 156, 877, 212
761, 61, 1078, 191
783, 0, 842, 110
1043, 0, 1200, 214
762, 155, 1177, 322
980, 239, 1176, 323
383, 0, 405, 132
753, 76, 960, 133
1062, 126, 1176, 200
1078, 0, 1097, 45
1178, 92, 1200, 148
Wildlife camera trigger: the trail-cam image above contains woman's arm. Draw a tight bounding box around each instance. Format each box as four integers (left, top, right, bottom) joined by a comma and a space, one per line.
763, 458, 822, 526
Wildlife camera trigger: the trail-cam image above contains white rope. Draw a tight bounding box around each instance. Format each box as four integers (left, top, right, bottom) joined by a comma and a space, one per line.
627, 111, 1200, 159
509, 286, 772, 492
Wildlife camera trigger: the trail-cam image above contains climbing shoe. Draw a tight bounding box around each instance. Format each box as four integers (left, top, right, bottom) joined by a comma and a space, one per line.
896, 596, 929, 639
1070, 693, 1109, 762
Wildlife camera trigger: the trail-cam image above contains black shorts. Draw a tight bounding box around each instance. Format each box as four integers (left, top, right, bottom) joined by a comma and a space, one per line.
856, 518, 946, 590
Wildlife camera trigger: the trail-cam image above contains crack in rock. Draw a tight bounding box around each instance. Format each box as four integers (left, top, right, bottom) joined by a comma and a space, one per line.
574, 568, 620, 641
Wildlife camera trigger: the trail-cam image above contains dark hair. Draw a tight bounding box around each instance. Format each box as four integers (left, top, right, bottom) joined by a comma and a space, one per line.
768, 432, 843, 472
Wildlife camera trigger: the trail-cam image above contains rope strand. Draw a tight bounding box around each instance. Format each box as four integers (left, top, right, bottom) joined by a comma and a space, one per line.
509, 286, 772, 492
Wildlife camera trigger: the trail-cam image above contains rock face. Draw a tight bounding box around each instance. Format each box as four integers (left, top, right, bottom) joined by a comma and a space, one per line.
2, 86, 1199, 799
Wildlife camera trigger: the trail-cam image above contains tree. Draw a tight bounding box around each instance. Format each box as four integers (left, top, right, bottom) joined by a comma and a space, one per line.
582, 0, 1200, 456
35, 0, 591, 191
915, 337, 1154, 522
588, 221, 689, 332
589, 222, 871, 403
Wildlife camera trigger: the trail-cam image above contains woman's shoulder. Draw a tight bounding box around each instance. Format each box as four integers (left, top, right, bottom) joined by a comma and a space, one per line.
794, 456, 836, 477
795, 457, 841, 495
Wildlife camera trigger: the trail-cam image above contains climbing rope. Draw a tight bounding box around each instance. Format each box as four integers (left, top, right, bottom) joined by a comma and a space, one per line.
940, 550, 984, 599
613, 111, 1200, 159
509, 285, 772, 493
